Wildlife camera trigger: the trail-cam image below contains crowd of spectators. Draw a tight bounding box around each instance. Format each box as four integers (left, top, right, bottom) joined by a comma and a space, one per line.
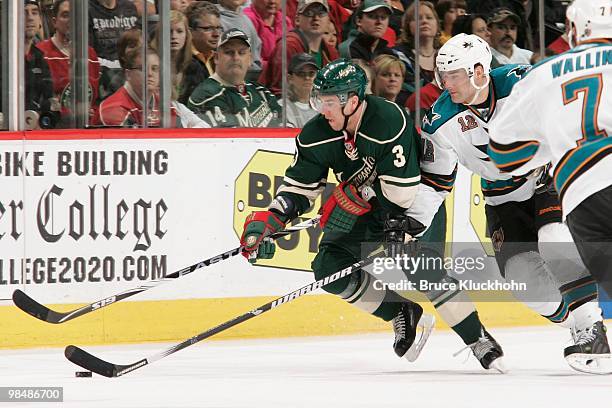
16, 0, 572, 130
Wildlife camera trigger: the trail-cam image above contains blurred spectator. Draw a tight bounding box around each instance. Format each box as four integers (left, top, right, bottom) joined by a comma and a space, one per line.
151, 10, 193, 98
386, 0, 408, 39
89, 0, 140, 97
393, 1, 440, 93
351, 58, 373, 94
244, 0, 294, 70
188, 29, 282, 127
171, 0, 193, 12
97, 47, 208, 127
278, 53, 318, 127
180, 1, 221, 103
132, 0, 156, 16
24, 0, 56, 129
488, 7, 532, 64
465, 0, 530, 49
435, 0, 466, 45
216, 0, 264, 78
547, 19, 569, 55
451, 13, 501, 68
339, 0, 393, 62
371, 53, 405, 104
260, 0, 339, 96
322, 19, 339, 49
37, 0, 101, 127
117, 29, 143, 67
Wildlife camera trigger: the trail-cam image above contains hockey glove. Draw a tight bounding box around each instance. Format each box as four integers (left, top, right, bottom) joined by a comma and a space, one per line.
319, 182, 371, 233
384, 215, 426, 258
240, 211, 286, 263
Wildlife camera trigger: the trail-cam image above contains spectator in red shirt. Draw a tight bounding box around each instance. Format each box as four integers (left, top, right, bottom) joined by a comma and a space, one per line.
244, 0, 294, 70
37, 0, 101, 127
97, 48, 179, 127
259, 0, 339, 96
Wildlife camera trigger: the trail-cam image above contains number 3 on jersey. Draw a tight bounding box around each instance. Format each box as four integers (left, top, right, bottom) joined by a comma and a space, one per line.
561, 73, 608, 145
392, 145, 406, 167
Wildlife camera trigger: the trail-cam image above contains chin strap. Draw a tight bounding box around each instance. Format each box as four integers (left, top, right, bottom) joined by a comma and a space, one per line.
465, 75, 490, 106
341, 98, 363, 133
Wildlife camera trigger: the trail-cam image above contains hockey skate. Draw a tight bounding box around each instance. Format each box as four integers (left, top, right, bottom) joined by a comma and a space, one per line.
392, 302, 435, 362
455, 328, 507, 373
565, 321, 612, 374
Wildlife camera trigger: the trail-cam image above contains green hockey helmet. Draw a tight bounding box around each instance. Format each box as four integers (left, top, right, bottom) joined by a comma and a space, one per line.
311, 59, 368, 109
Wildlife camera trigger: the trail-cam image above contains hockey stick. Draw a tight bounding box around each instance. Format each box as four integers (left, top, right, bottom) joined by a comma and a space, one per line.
13, 217, 320, 324
65, 251, 382, 377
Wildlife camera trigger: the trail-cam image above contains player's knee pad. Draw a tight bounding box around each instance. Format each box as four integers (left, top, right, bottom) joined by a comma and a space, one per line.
336, 270, 387, 314
505, 251, 562, 316
538, 222, 590, 286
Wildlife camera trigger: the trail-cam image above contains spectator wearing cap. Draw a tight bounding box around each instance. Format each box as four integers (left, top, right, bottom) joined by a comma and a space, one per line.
244, 0, 294, 71
259, 0, 339, 96
181, 1, 221, 104
24, 0, 56, 129
435, 0, 467, 45
488, 7, 532, 64
278, 53, 319, 128
216, 0, 264, 78
188, 29, 282, 127
338, 0, 393, 63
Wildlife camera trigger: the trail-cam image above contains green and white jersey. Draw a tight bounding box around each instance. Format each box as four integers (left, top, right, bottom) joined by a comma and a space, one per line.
276, 95, 421, 216
187, 73, 282, 128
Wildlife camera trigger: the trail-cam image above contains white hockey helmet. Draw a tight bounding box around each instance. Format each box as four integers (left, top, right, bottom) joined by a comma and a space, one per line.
566, 0, 612, 47
435, 33, 492, 101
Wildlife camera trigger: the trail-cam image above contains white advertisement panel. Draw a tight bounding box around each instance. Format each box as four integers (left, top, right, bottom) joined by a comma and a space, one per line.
0, 138, 319, 305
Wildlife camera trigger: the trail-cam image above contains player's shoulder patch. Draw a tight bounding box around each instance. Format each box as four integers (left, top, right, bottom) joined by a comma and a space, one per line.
490, 64, 531, 98
421, 91, 464, 134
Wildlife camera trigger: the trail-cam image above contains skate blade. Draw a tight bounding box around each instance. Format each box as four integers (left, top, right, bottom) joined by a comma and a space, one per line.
404, 314, 435, 362
489, 357, 508, 374
565, 353, 612, 375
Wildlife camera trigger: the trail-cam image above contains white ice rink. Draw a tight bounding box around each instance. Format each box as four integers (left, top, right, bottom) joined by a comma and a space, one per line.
2, 325, 611, 408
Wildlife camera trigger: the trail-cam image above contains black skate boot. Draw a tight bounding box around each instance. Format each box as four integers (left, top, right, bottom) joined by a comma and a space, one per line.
392, 302, 423, 357
392, 302, 435, 361
469, 328, 506, 373
565, 321, 612, 374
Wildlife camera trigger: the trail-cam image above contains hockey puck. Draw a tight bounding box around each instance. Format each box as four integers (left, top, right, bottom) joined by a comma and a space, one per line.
75, 371, 92, 378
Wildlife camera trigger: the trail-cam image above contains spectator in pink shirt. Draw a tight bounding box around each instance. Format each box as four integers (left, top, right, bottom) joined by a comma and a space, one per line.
244, 0, 293, 70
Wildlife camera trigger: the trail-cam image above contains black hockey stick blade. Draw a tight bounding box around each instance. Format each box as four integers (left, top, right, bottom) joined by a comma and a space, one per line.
65, 345, 147, 378
64, 252, 378, 377
13, 217, 320, 324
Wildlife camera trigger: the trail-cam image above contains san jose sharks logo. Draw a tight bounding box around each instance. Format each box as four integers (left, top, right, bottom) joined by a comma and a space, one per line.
507, 65, 531, 79
422, 106, 442, 128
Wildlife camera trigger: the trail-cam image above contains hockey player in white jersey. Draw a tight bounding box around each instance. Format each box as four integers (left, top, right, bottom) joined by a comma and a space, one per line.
488, 0, 612, 373
405, 32, 610, 374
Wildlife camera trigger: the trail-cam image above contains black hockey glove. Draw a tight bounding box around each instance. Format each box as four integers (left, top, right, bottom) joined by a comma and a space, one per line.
384, 215, 427, 259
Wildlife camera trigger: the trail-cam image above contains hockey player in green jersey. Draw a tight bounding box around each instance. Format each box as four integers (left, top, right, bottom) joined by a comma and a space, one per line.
239, 59, 506, 371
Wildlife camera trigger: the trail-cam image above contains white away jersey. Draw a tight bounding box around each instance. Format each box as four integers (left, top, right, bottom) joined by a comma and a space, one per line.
489, 40, 612, 217
406, 64, 537, 229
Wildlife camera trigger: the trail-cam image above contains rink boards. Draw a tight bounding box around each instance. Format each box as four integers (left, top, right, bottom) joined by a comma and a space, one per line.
0, 128, 597, 348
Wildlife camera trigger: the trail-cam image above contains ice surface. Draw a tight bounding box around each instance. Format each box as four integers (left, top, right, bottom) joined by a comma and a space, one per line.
1, 325, 610, 407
